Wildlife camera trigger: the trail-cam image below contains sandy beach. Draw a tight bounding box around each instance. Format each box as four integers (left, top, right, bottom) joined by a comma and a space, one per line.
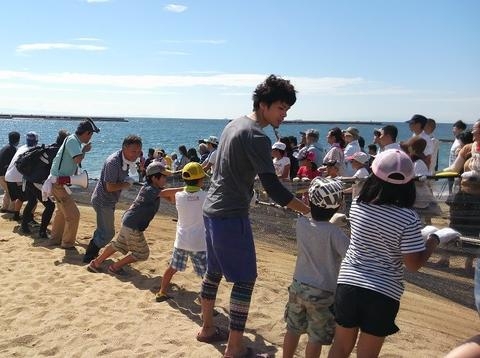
0, 185, 478, 357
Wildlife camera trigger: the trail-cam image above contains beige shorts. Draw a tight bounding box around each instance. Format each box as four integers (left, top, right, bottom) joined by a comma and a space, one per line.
111, 226, 150, 261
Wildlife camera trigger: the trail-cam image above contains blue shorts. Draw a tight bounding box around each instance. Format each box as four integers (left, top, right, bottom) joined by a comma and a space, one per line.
170, 247, 206, 277
203, 216, 257, 282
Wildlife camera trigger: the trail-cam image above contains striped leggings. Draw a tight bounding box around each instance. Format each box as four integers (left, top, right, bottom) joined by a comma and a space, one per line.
201, 271, 255, 332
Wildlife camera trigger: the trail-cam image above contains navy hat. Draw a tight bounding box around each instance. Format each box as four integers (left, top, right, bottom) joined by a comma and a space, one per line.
77, 118, 100, 134
406, 114, 427, 126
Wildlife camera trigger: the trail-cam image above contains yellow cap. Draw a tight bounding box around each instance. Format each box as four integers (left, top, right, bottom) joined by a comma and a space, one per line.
182, 162, 207, 180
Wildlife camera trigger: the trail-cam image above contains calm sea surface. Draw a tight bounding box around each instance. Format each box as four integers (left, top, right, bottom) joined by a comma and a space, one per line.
0, 117, 459, 179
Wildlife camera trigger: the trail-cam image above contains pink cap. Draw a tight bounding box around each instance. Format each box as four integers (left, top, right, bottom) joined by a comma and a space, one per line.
346, 152, 369, 164
371, 149, 414, 184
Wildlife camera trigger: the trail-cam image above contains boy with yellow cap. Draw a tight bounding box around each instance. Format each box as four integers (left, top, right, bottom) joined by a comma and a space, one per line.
156, 162, 209, 302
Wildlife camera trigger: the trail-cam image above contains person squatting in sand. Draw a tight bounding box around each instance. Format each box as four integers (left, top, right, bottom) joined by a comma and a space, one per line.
197, 74, 310, 358
327, 149, 461, 358
156, 162, 208, 302
282, 177, 349, 358
83, 135, 143, 263
87, 162, 175, 275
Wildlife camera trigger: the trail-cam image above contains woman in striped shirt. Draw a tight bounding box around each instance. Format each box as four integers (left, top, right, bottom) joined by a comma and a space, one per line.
328, 149, 459, 358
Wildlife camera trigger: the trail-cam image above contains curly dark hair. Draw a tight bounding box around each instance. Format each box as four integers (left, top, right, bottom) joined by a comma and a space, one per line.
252, 74, 297, 111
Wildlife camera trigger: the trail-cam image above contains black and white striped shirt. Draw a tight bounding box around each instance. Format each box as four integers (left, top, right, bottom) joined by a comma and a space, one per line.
337, 200, 425, 301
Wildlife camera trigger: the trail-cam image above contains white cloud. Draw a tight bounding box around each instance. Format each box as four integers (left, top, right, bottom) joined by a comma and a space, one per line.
0, 70, 364, 94
86, 0, 110, 3
16, 43, 107, 53
164, 4, 188, 13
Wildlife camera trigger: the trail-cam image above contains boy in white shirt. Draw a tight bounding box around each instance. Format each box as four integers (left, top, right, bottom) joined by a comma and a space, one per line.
156, 162, 208, 302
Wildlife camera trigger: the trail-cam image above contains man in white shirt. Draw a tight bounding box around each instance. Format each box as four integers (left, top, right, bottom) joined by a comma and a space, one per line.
201, 135, 219, 174
377, 125, 401, 153
406, 114, 434, 169
424, 118, 440, 174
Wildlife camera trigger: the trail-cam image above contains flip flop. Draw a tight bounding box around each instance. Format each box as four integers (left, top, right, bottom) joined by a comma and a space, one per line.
87, 260, 101, 273
155, 292, 172, 302
196, 326, 228, 343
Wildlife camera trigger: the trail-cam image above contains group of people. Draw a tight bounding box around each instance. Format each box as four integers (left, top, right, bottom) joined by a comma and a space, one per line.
1, 74, 478, 358
135, 135, 219, 183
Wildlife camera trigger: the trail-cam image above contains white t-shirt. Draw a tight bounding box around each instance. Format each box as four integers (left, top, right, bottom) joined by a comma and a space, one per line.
5, 144, 32, 183
419, 131, 434, 157
174, 189, 208, 252
413, 159, 434, 209
273, 156, 290, 177
449, 138, 462, 166
343, 140, 361, 176
379, 142, 401, 153
429, 136, 440, 174
351, 167, 369, 198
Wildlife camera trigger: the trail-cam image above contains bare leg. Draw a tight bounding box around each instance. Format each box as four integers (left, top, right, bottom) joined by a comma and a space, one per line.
305, 342, 322, 358
159, 266, 177, 294
198, 297, 217, 337
224, 330, 245, 358
356, 331, 385, 358
92, 245, 117, 266
327, 325, 358, 358
282, 330, 300, 358
111, 254, 136, 270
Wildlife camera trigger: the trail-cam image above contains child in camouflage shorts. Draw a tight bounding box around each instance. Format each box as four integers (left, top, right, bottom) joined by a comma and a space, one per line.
283, 177, 350, 358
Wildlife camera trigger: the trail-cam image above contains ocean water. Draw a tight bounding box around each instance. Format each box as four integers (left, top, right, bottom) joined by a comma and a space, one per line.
0, 117, 458, 179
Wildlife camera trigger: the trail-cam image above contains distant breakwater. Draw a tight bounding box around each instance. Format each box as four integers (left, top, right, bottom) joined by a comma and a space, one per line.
0, 114, 127, 122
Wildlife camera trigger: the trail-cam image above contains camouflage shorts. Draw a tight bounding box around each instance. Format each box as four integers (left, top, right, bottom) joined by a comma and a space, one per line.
284, 280, 335, 344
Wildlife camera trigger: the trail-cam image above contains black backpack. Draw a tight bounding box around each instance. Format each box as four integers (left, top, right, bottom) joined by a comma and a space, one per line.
15, 145, 56, 183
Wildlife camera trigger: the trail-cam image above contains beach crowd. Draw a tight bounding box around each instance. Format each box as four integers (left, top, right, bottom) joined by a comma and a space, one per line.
1, 74, 479, 357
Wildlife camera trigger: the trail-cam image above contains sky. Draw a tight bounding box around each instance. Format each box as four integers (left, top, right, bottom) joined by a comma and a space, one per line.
0, 0, 479, 123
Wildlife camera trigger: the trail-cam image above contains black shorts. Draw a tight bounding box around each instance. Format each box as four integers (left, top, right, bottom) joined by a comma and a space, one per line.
334, 284, 400, 337
6, 181, 26, 202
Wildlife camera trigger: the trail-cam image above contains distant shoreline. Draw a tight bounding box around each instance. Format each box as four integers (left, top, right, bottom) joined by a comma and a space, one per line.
283, 120, 384, 125
0, 114, 127, 122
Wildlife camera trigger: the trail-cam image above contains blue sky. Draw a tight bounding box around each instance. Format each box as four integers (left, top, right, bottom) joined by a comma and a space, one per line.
0, 0, 479, 122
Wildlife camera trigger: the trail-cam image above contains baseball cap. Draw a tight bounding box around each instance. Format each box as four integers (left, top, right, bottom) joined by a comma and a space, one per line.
346, 152, 369, 164
308, 177, 344, 209
201, 135, 218, 145
26, 131, 39, 146
182, 162, 207, 180
371, 149, 414, 184
146, 162, 173, 176
406, 114, 427, 126
272, 142, 286, 151
343, 127, 359, 139
305, 129, 319, 138
77, 117, 100, 133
